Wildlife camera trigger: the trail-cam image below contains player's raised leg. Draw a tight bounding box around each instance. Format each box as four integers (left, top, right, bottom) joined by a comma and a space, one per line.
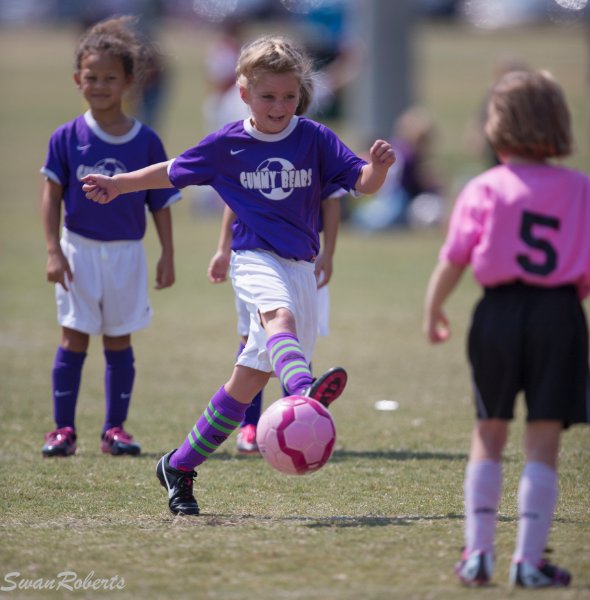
266, 331, 347, 407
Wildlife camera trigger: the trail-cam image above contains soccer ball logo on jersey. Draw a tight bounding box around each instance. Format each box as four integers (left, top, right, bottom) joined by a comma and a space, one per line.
77, 158, 126, 181
239, 157, 312, 201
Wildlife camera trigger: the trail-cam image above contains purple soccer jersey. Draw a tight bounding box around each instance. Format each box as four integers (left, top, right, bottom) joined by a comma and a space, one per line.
441, 163, 590, 298
41, 111, 181, 241
168, 116, 366, 261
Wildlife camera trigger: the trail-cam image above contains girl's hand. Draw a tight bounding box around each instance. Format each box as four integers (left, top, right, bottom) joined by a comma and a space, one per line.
155, 253, 175, 290
314, 252, 333, 289
423, 308, 451, 344
369, 139, 396, 169
81, 174, 122, 204
207, 251, 230, 284
46, 249, 72, 291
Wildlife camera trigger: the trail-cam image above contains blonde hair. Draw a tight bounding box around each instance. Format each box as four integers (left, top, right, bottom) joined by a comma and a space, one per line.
485, 70, 572, 160
236, 36, 314, 115
75, 15, 158, 88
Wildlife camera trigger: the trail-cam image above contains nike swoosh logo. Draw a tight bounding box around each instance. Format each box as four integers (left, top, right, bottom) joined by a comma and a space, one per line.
230, 149, 245, 155
55, 390, 72, 397
120, 393, 131, 399
77, 144, 91, 151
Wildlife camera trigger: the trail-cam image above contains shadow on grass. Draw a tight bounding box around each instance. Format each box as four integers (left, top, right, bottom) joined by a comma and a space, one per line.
302, 513, 464, 529
330, 448, 468, 462
164, 512, 585, 530
147, 448, 468, 463
161, 512, 467, 529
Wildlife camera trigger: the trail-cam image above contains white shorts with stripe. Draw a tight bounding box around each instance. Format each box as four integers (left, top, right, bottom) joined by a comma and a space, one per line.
56, 229, 152, 336
230, 249, 318, 373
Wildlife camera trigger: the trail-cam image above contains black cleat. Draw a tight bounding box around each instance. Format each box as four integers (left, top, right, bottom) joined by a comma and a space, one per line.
455, 550, 493, 586
156, 450, 199, 516
304, 366, 348, 407
509, 560, 571, 588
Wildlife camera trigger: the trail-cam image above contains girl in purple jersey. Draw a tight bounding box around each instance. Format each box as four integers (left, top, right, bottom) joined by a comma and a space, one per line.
82, 35, 395, 515
424, 70, 589, 588
40, 16, 181, 458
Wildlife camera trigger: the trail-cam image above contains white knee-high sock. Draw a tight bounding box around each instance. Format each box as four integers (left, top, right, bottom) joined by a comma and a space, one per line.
513, 461, 558, 565
464, 460, 502, 553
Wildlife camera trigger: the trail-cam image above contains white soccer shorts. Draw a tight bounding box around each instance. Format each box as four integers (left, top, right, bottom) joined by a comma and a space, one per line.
235, 280, 330, 337
56, 229, 152, 336
230, 249, 318, 373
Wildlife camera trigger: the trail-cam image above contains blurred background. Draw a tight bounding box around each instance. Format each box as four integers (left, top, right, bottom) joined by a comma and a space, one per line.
0, 0, 588, 227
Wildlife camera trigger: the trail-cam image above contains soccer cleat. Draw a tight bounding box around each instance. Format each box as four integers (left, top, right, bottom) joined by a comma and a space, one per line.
236, 424, 259, 454
101, 426, 141, 456
304, 366, 348, 407
455, 550, 494, 586
42, 426, 77, 457
156, 450, 199, 516
509, 560, 571, 588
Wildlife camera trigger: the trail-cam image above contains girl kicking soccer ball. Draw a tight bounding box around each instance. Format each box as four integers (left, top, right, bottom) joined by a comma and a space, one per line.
424, 69, 589, 588
82, 36, 395, 514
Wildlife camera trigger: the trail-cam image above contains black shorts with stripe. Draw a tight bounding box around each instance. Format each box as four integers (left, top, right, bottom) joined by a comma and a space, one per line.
467, 282, 590, 426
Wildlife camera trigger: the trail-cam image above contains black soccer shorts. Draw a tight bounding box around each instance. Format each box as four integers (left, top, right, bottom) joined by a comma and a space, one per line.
467, 282, 589, 426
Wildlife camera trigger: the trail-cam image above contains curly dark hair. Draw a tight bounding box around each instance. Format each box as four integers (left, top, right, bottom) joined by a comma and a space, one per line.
75, 15, 159, 87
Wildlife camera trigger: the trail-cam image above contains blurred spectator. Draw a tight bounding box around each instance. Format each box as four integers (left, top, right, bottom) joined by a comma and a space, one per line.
351, 106, 445, 231
417, 0, 461, 19
202, 20, 249, 132
287, 0, 362, 120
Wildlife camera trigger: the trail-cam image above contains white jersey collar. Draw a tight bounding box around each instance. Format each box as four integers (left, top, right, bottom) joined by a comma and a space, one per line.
243, 116, 299, 142
84, 110, 142, 145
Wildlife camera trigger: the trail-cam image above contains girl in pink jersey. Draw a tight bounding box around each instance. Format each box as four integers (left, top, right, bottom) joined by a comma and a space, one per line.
424, 70, 589, 588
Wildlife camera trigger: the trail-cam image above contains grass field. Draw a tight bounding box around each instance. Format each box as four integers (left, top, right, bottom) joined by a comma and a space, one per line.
1, 19, 589, 600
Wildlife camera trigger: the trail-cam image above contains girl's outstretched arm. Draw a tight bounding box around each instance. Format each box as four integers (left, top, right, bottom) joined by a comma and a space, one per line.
82, 161, 173, 204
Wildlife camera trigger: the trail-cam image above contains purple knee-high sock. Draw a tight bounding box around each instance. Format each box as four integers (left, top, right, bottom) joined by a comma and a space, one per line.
266, 332, 313, 396
52, 347, 86, 429
236, 342, 263, 426
103, 347, 135, 434
242, 393, 262, 426
171, 386, 249, 471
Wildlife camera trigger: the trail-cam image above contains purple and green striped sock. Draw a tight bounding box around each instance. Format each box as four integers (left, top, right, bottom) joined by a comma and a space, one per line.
266, 332, 313, 396
171, 386, 248, 471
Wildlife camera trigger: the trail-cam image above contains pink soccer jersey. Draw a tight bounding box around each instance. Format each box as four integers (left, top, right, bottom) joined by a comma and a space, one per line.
440, 163, 590, 298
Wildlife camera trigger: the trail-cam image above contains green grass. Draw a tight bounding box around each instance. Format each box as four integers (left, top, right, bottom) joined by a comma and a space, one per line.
1, 21, 589, 600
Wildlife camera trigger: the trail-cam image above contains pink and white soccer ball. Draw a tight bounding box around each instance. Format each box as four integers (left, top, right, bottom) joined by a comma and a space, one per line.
256, 395, 336, 475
